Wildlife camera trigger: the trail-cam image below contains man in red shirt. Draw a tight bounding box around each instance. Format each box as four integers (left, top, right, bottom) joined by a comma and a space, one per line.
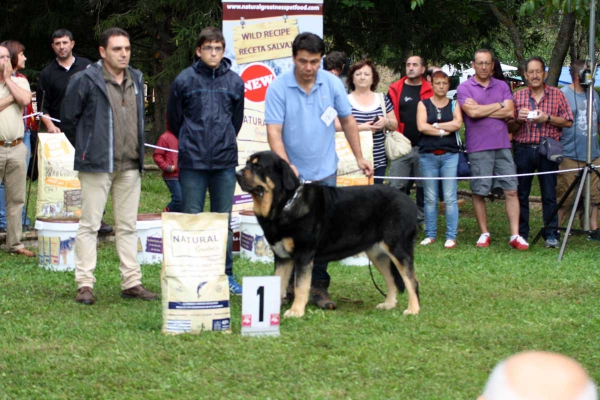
388, 56, 433, 228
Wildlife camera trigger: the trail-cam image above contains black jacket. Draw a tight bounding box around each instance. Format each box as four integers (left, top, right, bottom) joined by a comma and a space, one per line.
61, 61, 145, 173
167, 57, 244, 170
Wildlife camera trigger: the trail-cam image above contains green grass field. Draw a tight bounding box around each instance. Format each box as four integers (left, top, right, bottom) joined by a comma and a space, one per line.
1, 169, 599, 399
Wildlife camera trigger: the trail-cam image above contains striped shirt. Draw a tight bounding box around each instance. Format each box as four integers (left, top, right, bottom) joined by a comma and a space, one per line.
348, 93, 394, 170
513, 85, 573, 144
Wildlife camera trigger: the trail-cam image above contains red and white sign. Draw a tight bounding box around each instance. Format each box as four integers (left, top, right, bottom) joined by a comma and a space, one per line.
270, 314, 280, 326
242, 314, 252, 327
241, 63, 276, 103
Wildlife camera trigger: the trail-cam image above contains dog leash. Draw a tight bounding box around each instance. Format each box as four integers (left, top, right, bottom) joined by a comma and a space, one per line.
368, 260, 387, 298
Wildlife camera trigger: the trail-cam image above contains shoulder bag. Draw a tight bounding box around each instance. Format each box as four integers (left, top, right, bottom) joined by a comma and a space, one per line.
378, 93, 412, 161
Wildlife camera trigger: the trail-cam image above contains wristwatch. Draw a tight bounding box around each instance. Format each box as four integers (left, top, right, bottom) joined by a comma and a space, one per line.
499, 101, 505, 108
439, 129, 446, 137
547, 114, 551, 123
433, 122, 439, 128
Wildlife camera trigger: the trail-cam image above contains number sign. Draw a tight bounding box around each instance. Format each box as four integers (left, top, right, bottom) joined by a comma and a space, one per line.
241, 276, 281, 337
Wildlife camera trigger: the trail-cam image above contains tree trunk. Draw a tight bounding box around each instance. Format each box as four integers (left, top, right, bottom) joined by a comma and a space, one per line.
489, 4, 527, 82
546, 12, 575, 87
147, 15, 177, 144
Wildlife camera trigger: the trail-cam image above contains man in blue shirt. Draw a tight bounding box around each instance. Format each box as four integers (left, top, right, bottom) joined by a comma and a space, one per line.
265, 32, 372, 310
557, 60, 600, 239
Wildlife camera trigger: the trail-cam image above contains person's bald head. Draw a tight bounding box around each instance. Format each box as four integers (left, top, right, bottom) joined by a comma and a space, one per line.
479, 351, 597, 400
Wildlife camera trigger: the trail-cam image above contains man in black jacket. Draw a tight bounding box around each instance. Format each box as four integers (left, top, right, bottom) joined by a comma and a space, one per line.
62, 28, 158, 305
167, 27, 245, 295
37, 29, 112, 236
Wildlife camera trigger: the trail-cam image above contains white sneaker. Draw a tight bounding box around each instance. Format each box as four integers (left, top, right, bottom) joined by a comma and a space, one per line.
420, 238, 435, 245
476, 234, 491, 248
444, 239, 456, 248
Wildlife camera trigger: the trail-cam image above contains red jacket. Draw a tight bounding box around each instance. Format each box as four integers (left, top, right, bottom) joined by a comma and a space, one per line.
387, 76, 433, 133
15, 72, 38, 132
153, 131, 179, 179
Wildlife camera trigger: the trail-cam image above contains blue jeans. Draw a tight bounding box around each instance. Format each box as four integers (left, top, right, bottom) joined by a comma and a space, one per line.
419, 152, 459, 240
180, 168, 236, 276
0, 129, 31, 229
163, 178, 182, 212
514, 144, 559, 240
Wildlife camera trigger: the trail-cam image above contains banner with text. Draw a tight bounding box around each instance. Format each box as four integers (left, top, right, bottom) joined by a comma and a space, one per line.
223, 0, 323, 249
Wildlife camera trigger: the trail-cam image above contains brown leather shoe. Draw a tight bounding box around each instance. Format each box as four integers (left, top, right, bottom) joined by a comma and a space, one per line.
76, 287, 94, 305
309, 280, 337, 310
13, 248, 35, 258
121, 285, 158, 301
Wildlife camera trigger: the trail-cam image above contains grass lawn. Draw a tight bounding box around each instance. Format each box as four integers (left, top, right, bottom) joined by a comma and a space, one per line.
1, 167, 599, 399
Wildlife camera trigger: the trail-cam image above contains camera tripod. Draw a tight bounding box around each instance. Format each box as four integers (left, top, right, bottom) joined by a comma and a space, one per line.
532, 163, 600, 261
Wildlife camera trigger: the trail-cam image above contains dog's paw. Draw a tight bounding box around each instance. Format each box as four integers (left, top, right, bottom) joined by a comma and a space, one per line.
376, 301, 397, 310
283, 308, 305, 318
403, 308, 420, 315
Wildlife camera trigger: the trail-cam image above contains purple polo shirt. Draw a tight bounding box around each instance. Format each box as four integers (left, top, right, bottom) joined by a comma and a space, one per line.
457, 77, 513, 153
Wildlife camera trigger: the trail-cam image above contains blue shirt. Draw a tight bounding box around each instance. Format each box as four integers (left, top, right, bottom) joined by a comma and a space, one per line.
265, 68, 352, 180
560, 85, 600, 161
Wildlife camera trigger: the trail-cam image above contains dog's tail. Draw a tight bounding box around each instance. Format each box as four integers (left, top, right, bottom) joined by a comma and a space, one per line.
390, 261, 406, 294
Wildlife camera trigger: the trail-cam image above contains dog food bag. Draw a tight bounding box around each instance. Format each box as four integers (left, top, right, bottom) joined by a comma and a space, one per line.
36, 133, 81, 219
161, 212, 231, 334
335, 131, 374, 186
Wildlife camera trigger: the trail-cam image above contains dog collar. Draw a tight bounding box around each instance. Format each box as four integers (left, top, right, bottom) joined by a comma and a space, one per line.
283, 184, 304, 212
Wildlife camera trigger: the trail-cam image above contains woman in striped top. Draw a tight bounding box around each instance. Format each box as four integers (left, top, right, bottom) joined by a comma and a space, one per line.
346, 59, 397, 184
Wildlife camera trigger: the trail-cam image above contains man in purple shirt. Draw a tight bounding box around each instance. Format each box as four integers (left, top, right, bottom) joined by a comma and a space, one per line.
457, 49, 528, 250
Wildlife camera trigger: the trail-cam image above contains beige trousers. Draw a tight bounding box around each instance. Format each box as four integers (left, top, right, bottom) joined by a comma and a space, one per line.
75, 170, 142, 290
0, 142, 27, 252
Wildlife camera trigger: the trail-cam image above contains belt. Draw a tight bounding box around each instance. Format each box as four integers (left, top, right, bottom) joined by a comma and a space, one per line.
430, 149, 447, 155
0, 138, 23, 148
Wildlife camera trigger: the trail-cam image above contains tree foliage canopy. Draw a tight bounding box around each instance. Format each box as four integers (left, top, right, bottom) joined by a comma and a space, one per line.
1, 0, 595, 140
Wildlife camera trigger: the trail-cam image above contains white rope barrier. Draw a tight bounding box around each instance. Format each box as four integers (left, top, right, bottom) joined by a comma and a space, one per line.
22, 112, 61, 123
378, 167, 589, 181
145, 143, 178, 153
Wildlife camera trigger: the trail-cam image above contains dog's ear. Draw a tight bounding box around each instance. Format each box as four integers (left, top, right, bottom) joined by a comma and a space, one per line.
280, 158, 298, 191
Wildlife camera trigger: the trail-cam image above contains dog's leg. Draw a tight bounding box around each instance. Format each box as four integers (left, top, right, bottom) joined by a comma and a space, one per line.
366, 245, 398, 310
274, 257, 293, 305
390, 255, 420, 315
284, 260, 312, 318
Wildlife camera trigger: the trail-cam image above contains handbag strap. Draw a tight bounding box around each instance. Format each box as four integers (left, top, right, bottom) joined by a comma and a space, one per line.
378, 93, 388, 133
378, 93, 386, 117
452, 100, 463, 147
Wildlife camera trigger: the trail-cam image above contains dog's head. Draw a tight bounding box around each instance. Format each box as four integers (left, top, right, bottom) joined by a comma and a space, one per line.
235, 151, 300, 218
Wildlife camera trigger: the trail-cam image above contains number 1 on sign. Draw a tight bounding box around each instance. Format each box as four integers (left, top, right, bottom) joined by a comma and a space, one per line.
257, 286, 264, 322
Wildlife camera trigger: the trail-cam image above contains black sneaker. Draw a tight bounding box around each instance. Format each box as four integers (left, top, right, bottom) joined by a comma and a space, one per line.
588, 229, 600, 241
98, 220, 113, 234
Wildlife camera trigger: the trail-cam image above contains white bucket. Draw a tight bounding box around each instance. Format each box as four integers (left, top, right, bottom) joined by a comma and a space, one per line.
340, 252, 370, 267
35, 218, 79, 271
239, 211, 273, 263
136, 214, 163, 264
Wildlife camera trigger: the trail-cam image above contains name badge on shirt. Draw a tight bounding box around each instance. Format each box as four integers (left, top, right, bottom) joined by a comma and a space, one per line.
320, 106, 338, 127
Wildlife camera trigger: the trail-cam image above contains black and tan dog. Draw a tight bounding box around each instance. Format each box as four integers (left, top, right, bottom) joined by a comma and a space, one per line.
235, 151, 420, 318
